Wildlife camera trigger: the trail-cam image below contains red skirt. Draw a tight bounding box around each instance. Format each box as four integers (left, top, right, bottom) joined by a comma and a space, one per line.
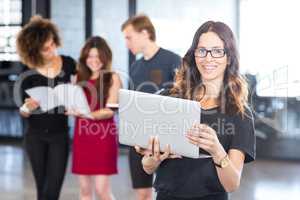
72, 117, 118, 175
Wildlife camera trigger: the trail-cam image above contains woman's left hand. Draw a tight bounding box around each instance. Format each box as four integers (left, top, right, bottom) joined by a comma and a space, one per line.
185, 123, 227, 162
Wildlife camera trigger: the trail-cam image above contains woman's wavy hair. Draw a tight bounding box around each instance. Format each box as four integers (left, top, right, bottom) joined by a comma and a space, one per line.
170, 21, 249, 116
77, 36, 113, 107
16, 15, 61, 68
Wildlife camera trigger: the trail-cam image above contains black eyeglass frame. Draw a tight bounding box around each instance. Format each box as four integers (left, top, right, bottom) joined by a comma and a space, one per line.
194, 48, 227, 58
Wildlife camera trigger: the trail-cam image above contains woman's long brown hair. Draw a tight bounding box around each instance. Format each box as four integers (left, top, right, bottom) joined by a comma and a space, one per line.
77, 36, 113, 108
170, 21, 249, 116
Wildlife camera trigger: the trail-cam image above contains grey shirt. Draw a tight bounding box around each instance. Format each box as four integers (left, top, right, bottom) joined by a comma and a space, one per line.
129, 48, 181, 94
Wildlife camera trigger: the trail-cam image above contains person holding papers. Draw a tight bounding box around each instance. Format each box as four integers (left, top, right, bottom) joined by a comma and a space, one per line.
135, 21, 256, 200
16, 16, 76, 200
68, 36, 122, 200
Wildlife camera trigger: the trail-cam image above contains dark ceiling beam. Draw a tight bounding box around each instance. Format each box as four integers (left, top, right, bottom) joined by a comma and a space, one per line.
22, 0, 51, 25
128, 0, 137, 67
85, 0, 92, 39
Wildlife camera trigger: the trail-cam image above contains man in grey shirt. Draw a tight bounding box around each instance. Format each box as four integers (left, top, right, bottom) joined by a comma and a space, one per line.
122, 14, 181, 200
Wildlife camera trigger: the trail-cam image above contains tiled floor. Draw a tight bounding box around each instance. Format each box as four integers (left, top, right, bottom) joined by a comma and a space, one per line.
0, 144, 300, 200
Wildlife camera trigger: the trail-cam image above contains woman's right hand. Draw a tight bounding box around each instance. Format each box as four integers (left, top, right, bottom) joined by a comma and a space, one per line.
135, 136, 182, 174
24, 98, 40, 112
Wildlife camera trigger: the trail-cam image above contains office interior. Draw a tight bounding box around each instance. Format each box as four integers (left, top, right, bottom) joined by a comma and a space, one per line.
0, 0, 299, 199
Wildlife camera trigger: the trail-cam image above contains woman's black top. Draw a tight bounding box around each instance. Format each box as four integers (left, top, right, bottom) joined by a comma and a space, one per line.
154, 105, 256, 199
19, 55, 76, 134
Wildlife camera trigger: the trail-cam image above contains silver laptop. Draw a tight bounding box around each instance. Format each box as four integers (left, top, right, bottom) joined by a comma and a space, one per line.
118, 89, 210, 159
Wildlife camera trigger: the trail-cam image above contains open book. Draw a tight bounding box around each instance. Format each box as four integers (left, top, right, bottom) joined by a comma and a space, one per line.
25, 84, 92, 118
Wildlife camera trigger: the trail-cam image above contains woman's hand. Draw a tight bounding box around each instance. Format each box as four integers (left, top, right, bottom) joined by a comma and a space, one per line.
135, 136, 182, 174
65, 108, 89, 118
24, 98, 40, 112
185, 123, 227, 164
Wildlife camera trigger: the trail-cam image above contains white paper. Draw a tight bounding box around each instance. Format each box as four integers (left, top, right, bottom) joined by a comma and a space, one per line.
25, 84, 91, 116
118, 89, 211, 159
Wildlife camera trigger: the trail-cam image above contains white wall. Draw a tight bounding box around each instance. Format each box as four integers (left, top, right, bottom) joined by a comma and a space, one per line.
51, 0, 85, 60
93, 0, 129, 88
137, 0, 238, 57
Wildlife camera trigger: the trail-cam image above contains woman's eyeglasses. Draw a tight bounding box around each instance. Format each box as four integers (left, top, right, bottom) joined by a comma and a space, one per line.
194, 48, 226, 58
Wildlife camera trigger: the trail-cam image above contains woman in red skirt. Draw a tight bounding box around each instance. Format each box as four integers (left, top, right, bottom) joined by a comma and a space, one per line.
68, 36, 122, 200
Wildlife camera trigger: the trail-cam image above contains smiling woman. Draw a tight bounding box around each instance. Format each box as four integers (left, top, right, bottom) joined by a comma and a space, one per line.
135, 21, 256, 200
194, 32, 228, 85
69, 36, 122, 200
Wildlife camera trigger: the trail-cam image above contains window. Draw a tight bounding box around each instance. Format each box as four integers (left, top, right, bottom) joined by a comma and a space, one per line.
0, 0, 22, 61
240, 0, 300, 97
